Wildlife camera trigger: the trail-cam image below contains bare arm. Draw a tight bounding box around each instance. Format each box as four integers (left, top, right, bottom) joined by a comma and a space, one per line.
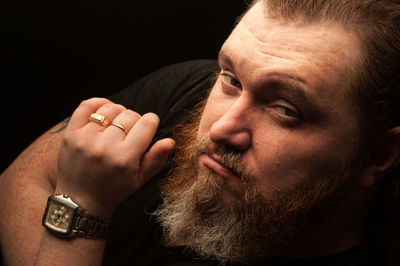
1, 98, 173, 265
0, 118, 69, 265
5, 98, 174, 265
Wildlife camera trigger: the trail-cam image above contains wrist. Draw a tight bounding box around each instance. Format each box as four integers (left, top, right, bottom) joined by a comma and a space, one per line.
54, 185, 115, 218
42, 194, 111, 239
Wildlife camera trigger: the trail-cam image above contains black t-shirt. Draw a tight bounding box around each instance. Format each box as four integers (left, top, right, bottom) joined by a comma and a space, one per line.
102, 60, 388, 266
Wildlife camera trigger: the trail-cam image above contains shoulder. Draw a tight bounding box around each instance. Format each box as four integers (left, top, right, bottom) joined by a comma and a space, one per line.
149, 59, 220, 80
109, 59, 219, 139
109, 59, 219, 115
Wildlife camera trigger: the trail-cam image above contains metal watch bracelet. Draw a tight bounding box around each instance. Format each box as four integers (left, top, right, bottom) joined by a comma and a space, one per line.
73, 208, 110, 239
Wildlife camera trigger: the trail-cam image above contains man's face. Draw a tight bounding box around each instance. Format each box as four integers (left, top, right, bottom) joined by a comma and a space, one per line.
197, 1, 363, 203
157, 2, 365, 263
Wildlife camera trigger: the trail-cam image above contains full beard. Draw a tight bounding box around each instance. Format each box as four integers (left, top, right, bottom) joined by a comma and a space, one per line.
153, 100, 357, 265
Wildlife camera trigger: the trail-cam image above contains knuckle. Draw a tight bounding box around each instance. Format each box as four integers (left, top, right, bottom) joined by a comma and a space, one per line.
89, 142, 107, 161
114, 104, 127, 112
78, 98, 111, 113
62, 133, 86, 154
111, 156, 130, 171
101, 103, 125, 112
62, 132, 73, 145
73, 141, 86, 154
62, 132, 76, 147
111, 156, 139, 173
80, 97, 107, 106
101, 103, 116, 110
124, 109, 140, 119
78, 99, 91, 108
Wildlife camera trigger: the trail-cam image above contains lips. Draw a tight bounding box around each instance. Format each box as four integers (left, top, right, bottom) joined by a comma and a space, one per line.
200, 153, 240, 181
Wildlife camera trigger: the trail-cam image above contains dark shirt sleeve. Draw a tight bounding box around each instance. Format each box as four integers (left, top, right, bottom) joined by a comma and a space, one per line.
108, 60, 219, 132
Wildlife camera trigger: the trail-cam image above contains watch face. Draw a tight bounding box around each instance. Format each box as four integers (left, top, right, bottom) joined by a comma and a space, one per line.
43, 195, 77, 235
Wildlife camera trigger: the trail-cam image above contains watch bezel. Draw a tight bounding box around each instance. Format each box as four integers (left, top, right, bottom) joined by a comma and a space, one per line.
42, 195, 79, 237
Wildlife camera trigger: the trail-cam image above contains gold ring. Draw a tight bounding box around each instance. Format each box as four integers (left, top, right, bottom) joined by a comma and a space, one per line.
89, 113, 110, 127
111, 122, 127, 135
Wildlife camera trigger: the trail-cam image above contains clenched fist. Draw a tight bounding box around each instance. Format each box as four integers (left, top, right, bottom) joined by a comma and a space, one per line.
56, 97, 175, 217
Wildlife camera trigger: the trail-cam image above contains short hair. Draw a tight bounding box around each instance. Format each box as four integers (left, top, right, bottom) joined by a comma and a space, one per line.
248, 0, 400, 242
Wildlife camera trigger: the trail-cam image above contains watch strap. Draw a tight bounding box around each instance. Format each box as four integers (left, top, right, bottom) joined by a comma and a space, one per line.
73, 208, 111, 239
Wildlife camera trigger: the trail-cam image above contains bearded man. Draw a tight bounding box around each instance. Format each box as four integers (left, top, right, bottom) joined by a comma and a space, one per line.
1, 0, 400, 265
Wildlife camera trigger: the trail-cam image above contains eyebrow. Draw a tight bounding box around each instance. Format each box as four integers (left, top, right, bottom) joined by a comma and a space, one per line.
264, 77, 324, 121
268, 78, 314, 102
218, 49, 323, 120
218, 50, 310, 102
218, 50, 235, 69
267, 77, 309, 101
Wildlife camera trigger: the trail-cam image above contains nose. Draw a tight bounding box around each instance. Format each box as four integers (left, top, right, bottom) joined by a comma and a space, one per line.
209, 97, 252, 152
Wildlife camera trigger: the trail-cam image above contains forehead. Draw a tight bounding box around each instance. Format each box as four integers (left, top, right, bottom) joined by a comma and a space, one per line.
221, 1, 362, 102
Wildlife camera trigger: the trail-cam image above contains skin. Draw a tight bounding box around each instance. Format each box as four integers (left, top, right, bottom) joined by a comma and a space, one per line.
1, 1, 400, 265
0, 98, 175, 265
34, 98, 175, 265
196, 1, 370, 256
198, 1, 363, 199
0, 125, 60, 266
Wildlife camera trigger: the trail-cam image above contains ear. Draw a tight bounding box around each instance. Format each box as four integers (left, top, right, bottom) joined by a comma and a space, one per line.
357, 127, 400, 187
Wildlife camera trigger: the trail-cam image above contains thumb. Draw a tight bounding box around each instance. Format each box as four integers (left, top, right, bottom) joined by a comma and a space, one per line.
139, 138, 175, 182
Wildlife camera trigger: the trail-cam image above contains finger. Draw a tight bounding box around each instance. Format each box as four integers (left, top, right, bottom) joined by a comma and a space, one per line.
124, 113, 160, 158
140, 138, 175, 180
68, 98, 112, 130
103, 109, 141, 139
85, 103, 127, 133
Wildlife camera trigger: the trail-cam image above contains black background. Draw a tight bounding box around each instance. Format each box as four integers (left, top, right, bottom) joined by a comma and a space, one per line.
1, 0, 248, 172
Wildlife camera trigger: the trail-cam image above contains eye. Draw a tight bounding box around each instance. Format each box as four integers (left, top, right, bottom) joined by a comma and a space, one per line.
275, 106, 299, 118
266, 102, 303, 126
220, 72, 242, 89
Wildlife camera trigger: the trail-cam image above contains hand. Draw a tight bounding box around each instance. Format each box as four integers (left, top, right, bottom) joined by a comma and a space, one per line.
56, 98, 175, 217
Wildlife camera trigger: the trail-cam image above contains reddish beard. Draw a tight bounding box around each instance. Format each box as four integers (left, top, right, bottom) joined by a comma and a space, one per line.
156, 100, 357, 264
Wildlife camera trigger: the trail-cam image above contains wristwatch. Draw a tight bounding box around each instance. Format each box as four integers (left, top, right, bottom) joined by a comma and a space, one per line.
42, 194, 111, 239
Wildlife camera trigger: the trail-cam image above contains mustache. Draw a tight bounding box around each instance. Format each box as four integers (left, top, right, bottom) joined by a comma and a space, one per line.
194, 137, 254, 182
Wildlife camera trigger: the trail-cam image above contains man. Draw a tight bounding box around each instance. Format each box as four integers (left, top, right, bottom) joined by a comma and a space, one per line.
1, 0, 400, 265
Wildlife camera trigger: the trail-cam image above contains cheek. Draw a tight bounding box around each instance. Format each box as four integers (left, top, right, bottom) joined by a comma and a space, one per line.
251, 130, 355, 197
